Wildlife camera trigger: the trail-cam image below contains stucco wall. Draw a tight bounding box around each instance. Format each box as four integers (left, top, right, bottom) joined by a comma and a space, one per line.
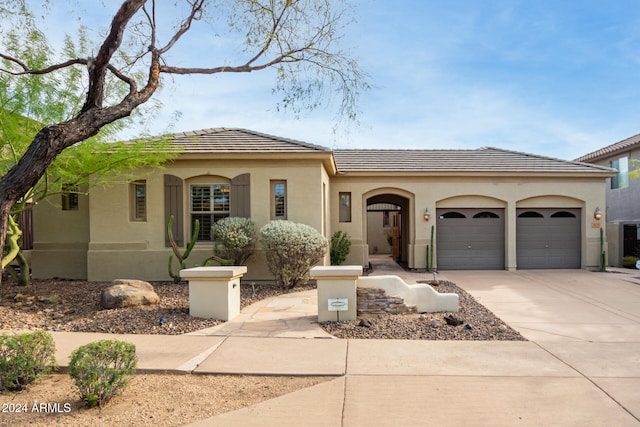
32, 157, 330, 282
31, 155, 610, 280
330, 174, 608, 271
31, 188, 89, 280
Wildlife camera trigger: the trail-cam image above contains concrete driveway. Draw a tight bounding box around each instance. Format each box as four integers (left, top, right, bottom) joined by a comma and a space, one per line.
442, 269, 640, 423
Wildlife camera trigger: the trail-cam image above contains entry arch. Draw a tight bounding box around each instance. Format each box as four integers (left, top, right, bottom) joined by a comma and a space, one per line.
363, 188, 414, 265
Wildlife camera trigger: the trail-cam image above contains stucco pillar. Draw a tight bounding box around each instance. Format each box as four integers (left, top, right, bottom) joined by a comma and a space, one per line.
311, 265, 362, 322
505, 202, 517, 271
180, 266, 247, 321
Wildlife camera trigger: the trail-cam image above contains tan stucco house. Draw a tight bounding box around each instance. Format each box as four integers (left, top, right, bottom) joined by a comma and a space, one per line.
31, 128, 616, 282
575, 133, 640, 266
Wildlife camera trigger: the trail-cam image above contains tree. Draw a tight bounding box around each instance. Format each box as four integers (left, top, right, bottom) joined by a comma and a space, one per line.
0, 16, 175, 285
0, 0, 368, 283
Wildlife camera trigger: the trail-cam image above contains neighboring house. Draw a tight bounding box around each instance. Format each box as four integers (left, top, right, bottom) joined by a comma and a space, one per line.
575, 133, 640, 266
31, 128, 616, 282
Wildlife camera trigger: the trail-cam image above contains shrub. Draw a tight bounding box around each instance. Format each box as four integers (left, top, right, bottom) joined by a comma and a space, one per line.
330, 231, 352, 265
0, 331, 57, 391
68, 340, 137, 408
211, 217, 256, 265
260, 221, 328, 289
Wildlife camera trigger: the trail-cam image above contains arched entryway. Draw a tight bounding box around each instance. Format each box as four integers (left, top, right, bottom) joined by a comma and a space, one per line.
366, 193, 410, 264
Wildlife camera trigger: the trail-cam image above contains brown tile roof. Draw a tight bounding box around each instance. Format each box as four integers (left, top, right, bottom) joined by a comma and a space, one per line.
161, 128, 331, 153
334, 147, 615, 174
574, 133, 640, 162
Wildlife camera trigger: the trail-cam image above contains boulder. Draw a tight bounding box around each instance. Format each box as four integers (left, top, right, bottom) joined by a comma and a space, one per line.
101, 279, 160, 309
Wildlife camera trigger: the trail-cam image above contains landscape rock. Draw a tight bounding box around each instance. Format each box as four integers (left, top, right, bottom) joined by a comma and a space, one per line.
101, 280, 160, 309
430, 319, 442, 328
444, 314, 464, 326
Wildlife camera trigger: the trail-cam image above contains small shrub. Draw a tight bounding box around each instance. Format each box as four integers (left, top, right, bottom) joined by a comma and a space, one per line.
211, 217, 256, 265
622, 255, 639, 269
0, 331, 57, 391
330, 231, 352, 265
68, 340, 137, 408
260, 220, 328, 289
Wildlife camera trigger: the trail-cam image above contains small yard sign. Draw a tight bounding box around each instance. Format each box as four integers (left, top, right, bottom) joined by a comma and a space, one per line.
328, 298, 348, 312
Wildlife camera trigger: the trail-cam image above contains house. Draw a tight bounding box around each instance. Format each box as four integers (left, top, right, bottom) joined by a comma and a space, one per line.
575, 133, 640, 266
31, 128, 616, 282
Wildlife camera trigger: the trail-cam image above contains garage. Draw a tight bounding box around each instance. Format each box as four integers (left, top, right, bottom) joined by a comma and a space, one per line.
436, 208, 505, 270
516, 208, 581, 269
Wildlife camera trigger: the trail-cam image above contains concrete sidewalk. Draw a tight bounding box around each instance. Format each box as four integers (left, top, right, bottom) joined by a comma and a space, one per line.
28, 265, 640, 425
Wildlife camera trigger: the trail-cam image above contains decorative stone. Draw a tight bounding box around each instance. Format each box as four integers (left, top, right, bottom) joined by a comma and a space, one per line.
430, 319, 442, 328
100, 279, 160, 309
359, 319, 372, 328
444, 314, 464, 326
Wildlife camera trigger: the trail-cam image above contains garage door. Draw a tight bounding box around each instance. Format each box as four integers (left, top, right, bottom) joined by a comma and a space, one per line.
516, 208, 581, 269
436, 208, 505, 270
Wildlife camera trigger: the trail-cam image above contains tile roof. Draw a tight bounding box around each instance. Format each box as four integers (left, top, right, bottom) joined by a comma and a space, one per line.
574, 133, 640, 162
333, 147, 615, 174
160, 128, 331, 153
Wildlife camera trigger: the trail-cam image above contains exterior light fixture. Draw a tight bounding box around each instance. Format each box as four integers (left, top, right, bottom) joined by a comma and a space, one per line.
594, 207, 603, 220
423, 208, 431, 221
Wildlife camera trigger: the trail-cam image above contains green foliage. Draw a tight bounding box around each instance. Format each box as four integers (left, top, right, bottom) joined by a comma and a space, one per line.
260, 221, 328, 289
622, 255, 639, 268
68, 340, 137, 409
168, 215, 200, 283
330, 230, 351, 265
211, 217, 256, 265
0, 331, 57, 391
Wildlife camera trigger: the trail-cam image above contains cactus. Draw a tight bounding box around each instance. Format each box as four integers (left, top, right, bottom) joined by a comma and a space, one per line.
2, 215, 21, 270
167, 215, 200, 283
427, 224, 435, 272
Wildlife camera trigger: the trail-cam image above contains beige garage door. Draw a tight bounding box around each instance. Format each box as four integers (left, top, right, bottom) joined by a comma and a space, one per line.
436, 208, 505, 270
516, 208, 581, 269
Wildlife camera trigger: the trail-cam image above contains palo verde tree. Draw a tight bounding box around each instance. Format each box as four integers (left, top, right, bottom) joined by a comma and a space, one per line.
0, 15, 175, 284
0, 0, 368, 283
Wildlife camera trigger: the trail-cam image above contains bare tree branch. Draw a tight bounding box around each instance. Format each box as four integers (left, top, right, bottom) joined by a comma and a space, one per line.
156, 0, 205, 55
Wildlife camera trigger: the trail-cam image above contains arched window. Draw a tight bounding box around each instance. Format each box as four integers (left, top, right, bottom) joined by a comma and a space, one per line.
518, 211, 544, 218
439, 211, 466, 219
473, 211, 499, 218
551, 211, 576, 218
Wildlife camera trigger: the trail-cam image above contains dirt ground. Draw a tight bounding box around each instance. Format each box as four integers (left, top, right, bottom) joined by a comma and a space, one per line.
0, 373, 330, 426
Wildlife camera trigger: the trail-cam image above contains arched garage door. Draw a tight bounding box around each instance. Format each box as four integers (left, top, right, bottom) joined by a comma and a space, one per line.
436, 208, 505, 270
516, 208, 581, 269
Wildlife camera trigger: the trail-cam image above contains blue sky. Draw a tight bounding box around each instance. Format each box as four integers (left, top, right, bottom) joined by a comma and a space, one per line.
38, 1, 640, 160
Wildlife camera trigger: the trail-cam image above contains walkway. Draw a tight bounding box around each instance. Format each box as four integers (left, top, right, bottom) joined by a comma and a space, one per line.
26, 259, 640, 425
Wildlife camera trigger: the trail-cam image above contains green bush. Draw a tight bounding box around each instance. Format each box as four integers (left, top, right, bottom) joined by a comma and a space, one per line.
0, 331, 57, 391
330, 231, 352, 265
260, 220, 328, 289
68, 340, 137, 408
211, 217, 256, 265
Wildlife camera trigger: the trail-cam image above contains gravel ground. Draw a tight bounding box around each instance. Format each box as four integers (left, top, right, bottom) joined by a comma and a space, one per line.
320, 280, 525, 341
0, 278, 524, 341
0, 279, 315, 335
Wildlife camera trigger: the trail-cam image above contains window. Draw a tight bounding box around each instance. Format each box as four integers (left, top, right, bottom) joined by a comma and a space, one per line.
271, 180, 287, 220
190, 184, 230, 241
61, 184, 79, 211
611, 157, 629, 189
130, 180, 147, 221
551, 211, 576, 218
439, 211, 466, 219
518, 211, 544, 218
339, 192, 351, 222
473, 211, 499, 218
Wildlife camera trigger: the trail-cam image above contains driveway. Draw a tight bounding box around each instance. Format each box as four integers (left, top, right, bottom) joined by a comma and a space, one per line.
442, 269, 640, 422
